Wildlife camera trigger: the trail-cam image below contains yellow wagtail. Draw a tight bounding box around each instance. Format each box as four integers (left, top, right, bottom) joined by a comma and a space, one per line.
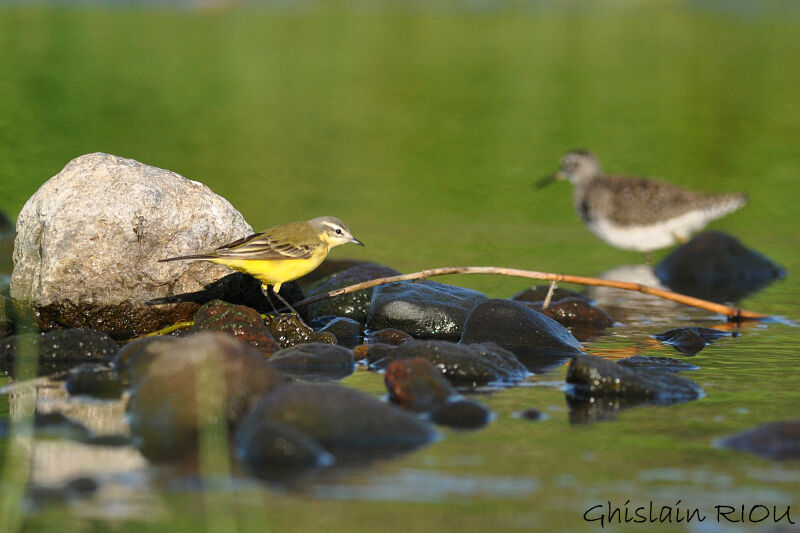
160, 216, 364, 315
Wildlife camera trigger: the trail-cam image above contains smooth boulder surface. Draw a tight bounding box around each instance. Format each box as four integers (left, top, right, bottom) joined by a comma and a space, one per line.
10, 153, 253, 338
126, 332, 286, 461
306, 263, 402, 323
65, 363, 128, 399
370, 339, 529, 386
566, 354, 703, 405
268, 343, 355, 381
234, 418, 333, 473
429, 399, 492, 430
317, 317, 363, 347
655, 231, 785, 302
192, 300, 280, 354
384, 357, 457, 411
242, 383, 436, 456
460, 299, 584, 373
366, 281, 488, 340
0, 328, 118, 375
718, 420, 800, 460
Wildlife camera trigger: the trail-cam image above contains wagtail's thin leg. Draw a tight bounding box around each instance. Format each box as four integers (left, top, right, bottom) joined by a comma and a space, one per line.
261, 284, 281, 317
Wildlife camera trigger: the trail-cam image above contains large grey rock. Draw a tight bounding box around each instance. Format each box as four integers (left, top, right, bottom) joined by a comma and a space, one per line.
11, 153, 253, 338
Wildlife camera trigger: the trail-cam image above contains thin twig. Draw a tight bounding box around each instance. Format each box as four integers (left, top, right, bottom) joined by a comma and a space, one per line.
291, 266, 768, 320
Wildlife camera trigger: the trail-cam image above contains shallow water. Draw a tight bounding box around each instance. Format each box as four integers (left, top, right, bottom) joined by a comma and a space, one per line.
1, 3, 800, 532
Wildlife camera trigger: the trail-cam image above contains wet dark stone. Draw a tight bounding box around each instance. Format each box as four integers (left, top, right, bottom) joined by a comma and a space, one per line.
33, 412, 92, 441
460, 299, 584, 373
244, 383, 436, 455
617, 356, 700, 373
317, 317, 362, 347
268, 343, 355, 381
365, 328, 414, 346
429, 399, 492, 430
512, 286, 589, 303
524, 299, 613, 329
655, 231, 786, 302
366, 281, 487, 340
718, 420, 800, 460
113, 335, 179, 382
653, 327, 735, 356
566, 354, 703, 405
0, 328, 118, 375
306, 263, 402, 323
370, 339, 529, 386
356, 342, 397, 365
191, 300, 280, 354
84, 434, 132, 447
65, 363, 128, 399
653, 327, 738, 355
235, 417, 333, 473
126, 332, 286, 461
268, 314, 336, 349
517, 408, 544, 421
384, 357, 457, 412
27, 476, 99, 507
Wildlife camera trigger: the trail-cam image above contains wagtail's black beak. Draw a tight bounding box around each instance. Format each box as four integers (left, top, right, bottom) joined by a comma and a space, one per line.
351, 237, 365, 246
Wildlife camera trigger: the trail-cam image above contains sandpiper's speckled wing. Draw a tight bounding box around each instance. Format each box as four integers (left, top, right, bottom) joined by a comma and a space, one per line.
583, 176, 747, 227
214, 221, 316, 260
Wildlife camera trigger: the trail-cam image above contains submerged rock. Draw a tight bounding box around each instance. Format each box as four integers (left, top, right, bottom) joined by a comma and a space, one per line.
0, 328, 118, 375
429, 399, 492, 430
268, 343, 355, 381
566, 354, 703, 405
317, 317, 363, 347
10, 152, 254, 338
516, 408, 545, 421
460, 299, 583, 373
617, 356, 700, 373
384, 357, 457, 411
306, 263, 402, 323
65, 363, 128, 399
267, 314, 336, 349
718, 420, 800, 460
365, 328, 414, 346
366, 281, 487, 340
235, 418, 333, 473
191, 300, 279, 354
241, 383, 436, 456
126, 332, 285, 461
653, 326, 735, 356
370, 339, 529, 386
655, 231, 785, 302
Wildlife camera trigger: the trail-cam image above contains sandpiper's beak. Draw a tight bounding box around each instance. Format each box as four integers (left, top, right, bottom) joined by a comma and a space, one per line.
536, 173, 557, 189
350, 236, 365, 246
536, 170, 568, 189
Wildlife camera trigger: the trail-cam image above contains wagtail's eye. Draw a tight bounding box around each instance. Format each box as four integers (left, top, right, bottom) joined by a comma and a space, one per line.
335, 228, 342, 235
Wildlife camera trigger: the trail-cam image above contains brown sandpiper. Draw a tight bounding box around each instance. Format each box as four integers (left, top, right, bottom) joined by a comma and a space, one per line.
538, 150, 748, 254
